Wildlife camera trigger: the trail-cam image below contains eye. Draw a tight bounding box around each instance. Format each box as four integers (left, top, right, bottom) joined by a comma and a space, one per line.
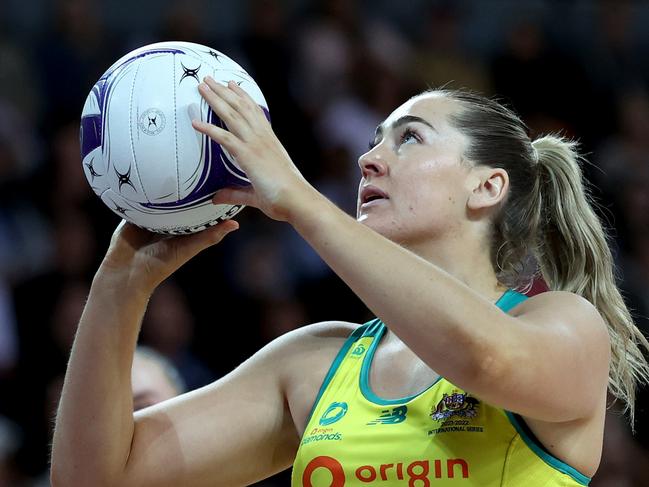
399, 128, 420, 146
368, 138, 380, 150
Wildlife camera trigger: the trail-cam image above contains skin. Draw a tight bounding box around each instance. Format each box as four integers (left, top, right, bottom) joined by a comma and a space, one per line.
50, 81, 611, 486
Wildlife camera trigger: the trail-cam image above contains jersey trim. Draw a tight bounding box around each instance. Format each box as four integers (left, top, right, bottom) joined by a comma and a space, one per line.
359, 289, 527, 406
505, 411, 591, 485
495, 288, 528, 313
303, 321, 377, 426
501, 291, 590, 485
360, 322, 443, 405
497, 291, 590, 484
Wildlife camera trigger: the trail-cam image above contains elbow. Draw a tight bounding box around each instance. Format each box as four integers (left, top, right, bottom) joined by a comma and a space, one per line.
467, 340, 513, 390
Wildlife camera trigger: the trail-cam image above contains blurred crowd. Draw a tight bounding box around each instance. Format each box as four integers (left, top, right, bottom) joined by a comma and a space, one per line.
1, 0, 649, 485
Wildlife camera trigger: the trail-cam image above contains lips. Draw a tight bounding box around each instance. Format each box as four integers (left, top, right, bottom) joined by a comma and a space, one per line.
360, 185, 389, 204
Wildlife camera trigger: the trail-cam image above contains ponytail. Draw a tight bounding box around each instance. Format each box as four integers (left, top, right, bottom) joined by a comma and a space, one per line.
431, 87, 649, 425
533, 135, 649, 423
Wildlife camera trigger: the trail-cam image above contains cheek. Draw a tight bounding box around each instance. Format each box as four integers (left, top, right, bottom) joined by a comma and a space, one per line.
399, 163, 464, 214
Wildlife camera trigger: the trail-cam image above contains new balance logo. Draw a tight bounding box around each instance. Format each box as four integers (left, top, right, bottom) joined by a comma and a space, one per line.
367, 405, 408, 425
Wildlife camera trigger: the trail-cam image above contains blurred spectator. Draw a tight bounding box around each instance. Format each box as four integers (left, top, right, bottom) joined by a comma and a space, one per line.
11, 279, 89, 478
0, 281, 17, 376
49, 121, 95, 214
0, 416, 22, 487
257, 297, 307, 343
132, 346, 186, 411
140, 280, 214, 391
491, 19, 590, 137
0, 37, 41, 124
581, 1, 649, 98
157, 0, 212, 47
36, 0, 120, 125
294, 0, 360, 114
241, 0, 320, 180
595, 89, 649, 200
0, 103, 50, 283
409, 3, 491, 94
590, 406, 640, 487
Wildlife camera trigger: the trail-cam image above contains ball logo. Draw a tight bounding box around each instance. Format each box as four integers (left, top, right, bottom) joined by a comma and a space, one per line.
138, 108, 166, 135
319, 402, 348, 426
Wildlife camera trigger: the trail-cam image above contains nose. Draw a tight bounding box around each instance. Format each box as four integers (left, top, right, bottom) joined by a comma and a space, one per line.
358, 150, 388, 178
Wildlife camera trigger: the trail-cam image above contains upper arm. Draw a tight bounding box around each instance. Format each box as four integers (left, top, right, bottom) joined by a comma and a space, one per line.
123, 332, 301, 487
120, 320, 353, 487
476, 291, 610, 423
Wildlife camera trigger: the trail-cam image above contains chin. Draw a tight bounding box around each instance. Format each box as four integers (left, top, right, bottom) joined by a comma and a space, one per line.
357, 214, 402, 241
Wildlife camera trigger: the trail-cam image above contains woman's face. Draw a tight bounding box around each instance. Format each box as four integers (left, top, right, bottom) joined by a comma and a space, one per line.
356, 93, 473, 246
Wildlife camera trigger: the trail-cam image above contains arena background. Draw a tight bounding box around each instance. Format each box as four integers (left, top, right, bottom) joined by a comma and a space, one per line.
1, 0, 648, 485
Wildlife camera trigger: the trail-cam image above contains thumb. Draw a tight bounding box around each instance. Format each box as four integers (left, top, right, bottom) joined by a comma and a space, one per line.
212, 187, 258, 207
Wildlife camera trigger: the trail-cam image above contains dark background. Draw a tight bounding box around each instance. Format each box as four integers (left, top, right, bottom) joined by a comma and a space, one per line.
1, 0, 648, 485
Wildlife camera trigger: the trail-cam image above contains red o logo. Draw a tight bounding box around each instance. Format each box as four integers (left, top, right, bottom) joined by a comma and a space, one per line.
302, 456, 346, 487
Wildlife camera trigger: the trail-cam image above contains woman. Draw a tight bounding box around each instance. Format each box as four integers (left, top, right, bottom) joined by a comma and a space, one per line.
51, 79, 649, 486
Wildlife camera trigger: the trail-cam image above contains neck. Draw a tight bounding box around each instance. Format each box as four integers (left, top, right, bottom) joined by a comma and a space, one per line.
400, 231, 507, 304
383, 232, 508, 347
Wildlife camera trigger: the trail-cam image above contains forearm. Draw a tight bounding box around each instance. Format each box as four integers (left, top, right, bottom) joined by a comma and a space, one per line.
51, 269, 151, 486
291, 193, 513, 383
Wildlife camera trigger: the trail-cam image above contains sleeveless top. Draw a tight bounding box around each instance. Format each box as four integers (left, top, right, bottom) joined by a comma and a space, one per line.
291, 290, 591, 486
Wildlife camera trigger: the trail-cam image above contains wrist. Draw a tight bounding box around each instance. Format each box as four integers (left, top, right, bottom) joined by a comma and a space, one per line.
93, 264, 155, 303
288, 187, 343, 239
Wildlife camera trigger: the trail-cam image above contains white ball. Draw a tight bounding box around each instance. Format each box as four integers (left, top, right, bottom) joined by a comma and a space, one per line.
80, 41, 268, 234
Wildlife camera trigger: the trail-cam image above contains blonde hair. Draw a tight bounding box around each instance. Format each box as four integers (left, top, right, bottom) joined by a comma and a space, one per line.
435, 89, 649, 424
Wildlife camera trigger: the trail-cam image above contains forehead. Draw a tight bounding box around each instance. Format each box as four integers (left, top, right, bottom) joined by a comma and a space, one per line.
381, 92, 459, 132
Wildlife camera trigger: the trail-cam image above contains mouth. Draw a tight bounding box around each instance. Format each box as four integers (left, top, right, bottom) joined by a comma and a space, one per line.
360, 185, 389, 206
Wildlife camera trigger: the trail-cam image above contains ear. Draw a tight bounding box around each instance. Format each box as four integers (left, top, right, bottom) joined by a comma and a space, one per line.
467, 167, 509, 211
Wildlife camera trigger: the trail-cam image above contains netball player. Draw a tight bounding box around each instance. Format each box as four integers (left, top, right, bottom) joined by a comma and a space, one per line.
50, 79, 649, 486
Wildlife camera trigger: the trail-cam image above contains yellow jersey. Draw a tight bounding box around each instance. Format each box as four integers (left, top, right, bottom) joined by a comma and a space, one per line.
291, 290, 591, 486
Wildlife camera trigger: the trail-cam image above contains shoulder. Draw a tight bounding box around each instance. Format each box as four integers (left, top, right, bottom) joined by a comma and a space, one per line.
266, 321, 363, 433
513, 290, 603, 322
512, 291, 610, 352
266, 320, 361, 364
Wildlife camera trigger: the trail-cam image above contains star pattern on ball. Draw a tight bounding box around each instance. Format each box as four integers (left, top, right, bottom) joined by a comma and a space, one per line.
205, 50, 221, 62
112, 203, 128, 215
228, 72, 248, 87
85, 156, 102, 181
147, 115, 159, 129
180, 62, 201, 83
115, 166, 137, 192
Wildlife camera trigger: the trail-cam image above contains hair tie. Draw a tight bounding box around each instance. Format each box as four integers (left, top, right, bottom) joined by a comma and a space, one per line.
530, 143, 540, 165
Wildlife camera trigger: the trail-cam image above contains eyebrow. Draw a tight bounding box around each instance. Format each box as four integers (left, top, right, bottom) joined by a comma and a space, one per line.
374, 115, 438, 139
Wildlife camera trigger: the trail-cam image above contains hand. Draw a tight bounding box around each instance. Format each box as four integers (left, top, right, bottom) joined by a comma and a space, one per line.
99, 219, 239, 293
192, 77, 316, 223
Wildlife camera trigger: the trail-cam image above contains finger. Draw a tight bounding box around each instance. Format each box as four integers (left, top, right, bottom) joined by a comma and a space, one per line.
205, 76, 246, 111
212, 186, 258, 208
198, 82, 249, 137
226, 80, 270, 125
227, 80, 257, 106
112, 220, 156, 248
192, 119, 243, 159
